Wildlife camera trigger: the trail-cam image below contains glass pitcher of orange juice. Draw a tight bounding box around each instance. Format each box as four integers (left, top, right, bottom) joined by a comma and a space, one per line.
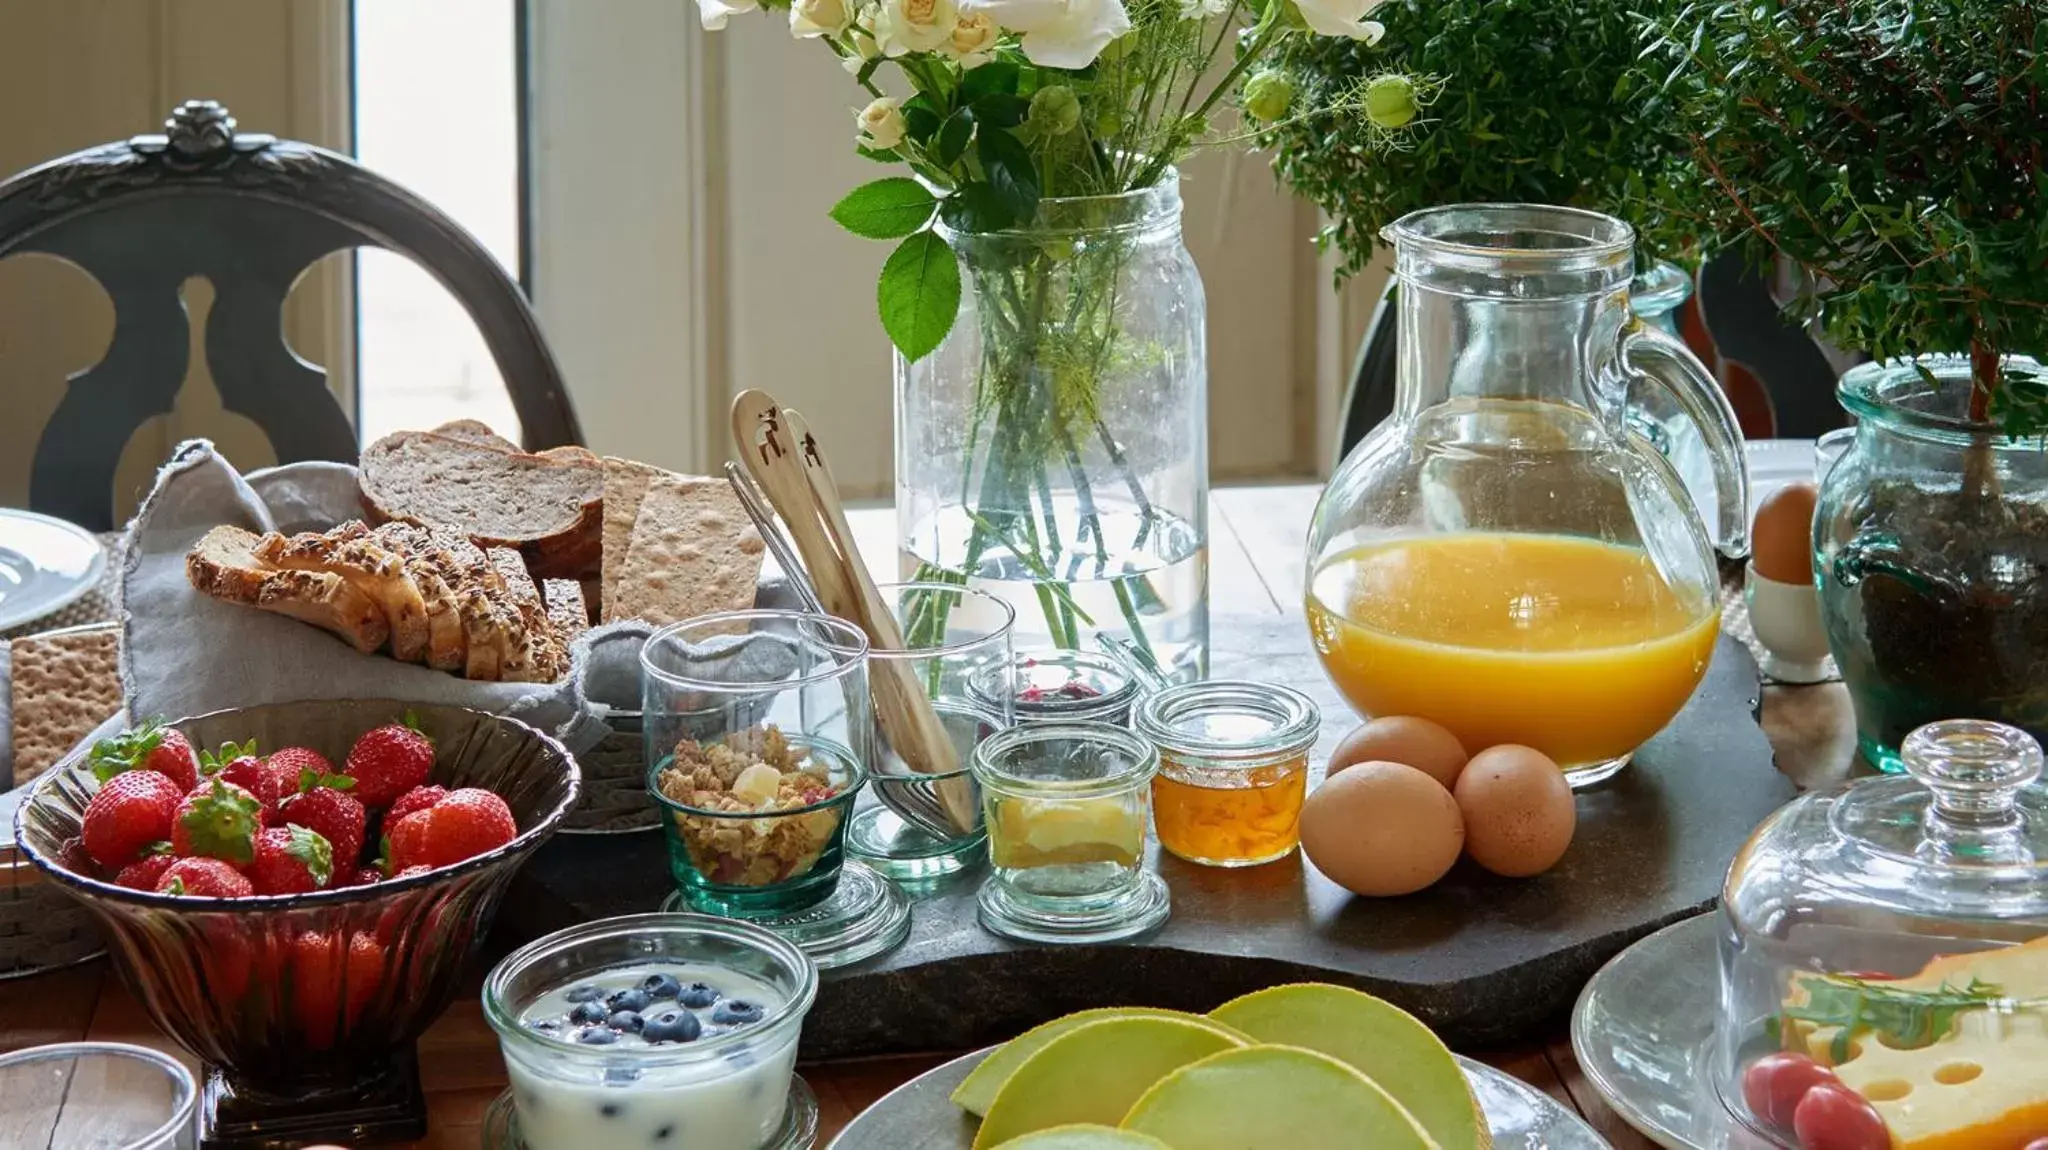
1305, 205, 1750, 786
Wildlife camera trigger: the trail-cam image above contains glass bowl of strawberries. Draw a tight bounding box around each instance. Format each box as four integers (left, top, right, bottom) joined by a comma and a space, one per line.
9, 699, 580, 1148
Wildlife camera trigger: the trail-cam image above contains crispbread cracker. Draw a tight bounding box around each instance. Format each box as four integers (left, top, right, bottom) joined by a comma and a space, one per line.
10, 625, 122, 786
611, 477, 766, 628
600, 457, 671, 621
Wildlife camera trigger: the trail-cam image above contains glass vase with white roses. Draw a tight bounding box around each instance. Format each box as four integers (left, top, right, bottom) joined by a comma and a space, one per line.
698, 0, 1410, 678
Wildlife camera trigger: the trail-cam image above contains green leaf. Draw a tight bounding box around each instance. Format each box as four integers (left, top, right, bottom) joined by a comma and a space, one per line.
971, 93, 1030, 129
935, 110, 975, 167
940, 183, 1015, 232
962, 59, 1019, 102
829, 178, 940, 240
877, 230, 961, 362
976, 130, 1040, 229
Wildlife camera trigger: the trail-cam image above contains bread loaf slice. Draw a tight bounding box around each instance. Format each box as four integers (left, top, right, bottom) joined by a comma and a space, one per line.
187, 526, 390, 654
370, 522, 468, 672
542, 579, 590, 646
429, 419, 519, 452
357, 429, 602, 579
487, 549, 567, 683
256, 522, 432, 664
610, 476, 767, 627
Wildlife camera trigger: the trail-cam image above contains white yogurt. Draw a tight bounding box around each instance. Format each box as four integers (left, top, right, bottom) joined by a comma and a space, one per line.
504, 962, 796, 1150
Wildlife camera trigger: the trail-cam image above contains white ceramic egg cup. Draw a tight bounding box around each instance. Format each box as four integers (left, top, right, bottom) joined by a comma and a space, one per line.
1744, 564, 1835, 684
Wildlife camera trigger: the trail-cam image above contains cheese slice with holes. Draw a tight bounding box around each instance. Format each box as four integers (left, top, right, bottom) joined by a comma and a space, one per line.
1802, 1008, 2048, 1150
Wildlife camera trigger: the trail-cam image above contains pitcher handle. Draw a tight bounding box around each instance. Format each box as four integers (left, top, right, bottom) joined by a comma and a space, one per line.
1620, 319, 1752, 560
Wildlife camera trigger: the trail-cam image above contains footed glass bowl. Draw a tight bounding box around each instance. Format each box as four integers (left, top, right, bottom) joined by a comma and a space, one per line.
11, 699, 580, 1149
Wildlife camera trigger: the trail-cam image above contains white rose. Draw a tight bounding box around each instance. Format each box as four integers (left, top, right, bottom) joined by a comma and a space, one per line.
1177, 0, 1226, 18
945, 10, 1000, 67
791, 0, 852, 37
696, 0, 759, 30
843, 6, 884, 71
1292, 0, 1385, 41
873, 0, 959, 56
856, 97, 908, 150
966, 0, 1129, 68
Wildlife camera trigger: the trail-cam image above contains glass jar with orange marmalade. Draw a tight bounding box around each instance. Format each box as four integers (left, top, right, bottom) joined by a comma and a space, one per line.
1133, 682, 1319, 868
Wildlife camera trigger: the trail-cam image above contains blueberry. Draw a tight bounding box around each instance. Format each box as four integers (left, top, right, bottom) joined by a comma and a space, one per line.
564, 984, 603, 1003
570, 1000, 609, 1025
575, 1027, 619, 1045
605, 987, 652, 1015
655, 1125, 675, 1142
639, 973, 682, 1001
599, 1102, 623, 1118
609, 1010, 644, 1033
711, 1000, 764, 1026
640, 1009, 703, 1044
531, 1019, 561, 1033
677, 982, 720, 1009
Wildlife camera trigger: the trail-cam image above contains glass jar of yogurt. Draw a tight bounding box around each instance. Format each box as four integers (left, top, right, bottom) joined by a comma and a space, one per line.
483, 913, 819, 1150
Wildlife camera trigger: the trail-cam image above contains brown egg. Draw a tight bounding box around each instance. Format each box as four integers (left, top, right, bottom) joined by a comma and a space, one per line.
1326, 716, 1470, 789
1301, 761, 1465, 897
1453, 744, 1576, 878
1751, 482, 1819, 584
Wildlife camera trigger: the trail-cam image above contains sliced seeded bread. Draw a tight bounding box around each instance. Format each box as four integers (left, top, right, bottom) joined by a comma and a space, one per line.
609, 476, 767, 627
357, 429, 602, 580
187, 525, 390, 654
488, 548, 567, 683
369, 522, 468, 672
542, 579, 590, 645
256, 522, 432, 664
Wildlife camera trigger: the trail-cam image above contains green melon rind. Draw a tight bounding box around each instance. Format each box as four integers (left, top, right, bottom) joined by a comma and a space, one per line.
951, 1008, 1241, 1118
992, 1125, 1176, 1149
971, 1016, 1249, 1150
1120, 1044, 1440, 1150
1209, 983, 1489, 1150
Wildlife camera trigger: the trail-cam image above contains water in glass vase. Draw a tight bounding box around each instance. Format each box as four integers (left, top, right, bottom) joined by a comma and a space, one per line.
900, 497, 1208, 681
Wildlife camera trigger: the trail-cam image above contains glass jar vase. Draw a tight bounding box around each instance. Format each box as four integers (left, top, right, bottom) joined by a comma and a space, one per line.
895, 177, 1208, 683
1815, 355, 2048, 771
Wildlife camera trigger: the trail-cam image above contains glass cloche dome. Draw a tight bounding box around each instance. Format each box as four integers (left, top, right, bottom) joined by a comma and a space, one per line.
1715, 719, 2048, 1150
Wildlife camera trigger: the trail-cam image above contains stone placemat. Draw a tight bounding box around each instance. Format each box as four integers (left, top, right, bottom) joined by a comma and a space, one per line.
505, 615, 1793, 1055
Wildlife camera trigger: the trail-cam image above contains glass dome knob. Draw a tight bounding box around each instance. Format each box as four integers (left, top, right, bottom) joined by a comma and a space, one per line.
1901, 719, 2042, 856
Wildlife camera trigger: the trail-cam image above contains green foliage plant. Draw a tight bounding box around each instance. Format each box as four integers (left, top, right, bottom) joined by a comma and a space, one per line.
1261, 0, 1707, 280
1647, 0, 2048, 443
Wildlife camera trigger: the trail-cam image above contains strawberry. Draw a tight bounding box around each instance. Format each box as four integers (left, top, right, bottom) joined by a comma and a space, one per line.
88, 719, 200, 792
338, 865, 384, 888
384, 809, 435, 873
292, 930, 387, 1048
55, 836, 101, 880
201, 740, 287, 817
266, 745, 334, 782
385, 785, 447, 827
113, 849, 176, 891
155, 856, 254, 898
280, 776, 367, 869
247, 825, 334, 895
170, 779, 265, 864
420, 788, 518, 866
343, 716, 435, 807
81, 771, 183, 868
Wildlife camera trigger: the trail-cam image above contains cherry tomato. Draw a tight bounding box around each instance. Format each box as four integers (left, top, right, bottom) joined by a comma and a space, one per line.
1742, 1052, 1841, 1127
1793, 1083, 1890, 1150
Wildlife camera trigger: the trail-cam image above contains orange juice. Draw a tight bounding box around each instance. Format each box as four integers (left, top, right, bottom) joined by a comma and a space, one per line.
1305, 533, 1718, 772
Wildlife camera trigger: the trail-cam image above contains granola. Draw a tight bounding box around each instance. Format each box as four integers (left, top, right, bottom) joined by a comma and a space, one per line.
656, 726, 845, 886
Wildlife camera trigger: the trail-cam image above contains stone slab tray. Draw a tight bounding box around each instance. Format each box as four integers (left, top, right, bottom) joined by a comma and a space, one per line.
502, 616, 1793, 1056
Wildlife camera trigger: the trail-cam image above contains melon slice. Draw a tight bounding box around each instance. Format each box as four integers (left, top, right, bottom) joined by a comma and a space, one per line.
1121, 1045, 1439, 1150
972, 1016, 1248, 1149
952, 1008, 1237, 1118
1210, 983, 1488, 1150
991, 1126, 1175, 1149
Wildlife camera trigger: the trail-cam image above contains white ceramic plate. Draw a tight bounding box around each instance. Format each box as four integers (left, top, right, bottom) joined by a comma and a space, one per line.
0, 510, 106, 632
829, 1045, 1610, 1150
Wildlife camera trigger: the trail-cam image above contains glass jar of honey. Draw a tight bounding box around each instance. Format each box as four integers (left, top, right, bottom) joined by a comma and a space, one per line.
1133, 681, 1319, 867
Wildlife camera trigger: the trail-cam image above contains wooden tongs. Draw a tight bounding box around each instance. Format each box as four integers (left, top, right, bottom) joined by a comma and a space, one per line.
730, 390, 978, 835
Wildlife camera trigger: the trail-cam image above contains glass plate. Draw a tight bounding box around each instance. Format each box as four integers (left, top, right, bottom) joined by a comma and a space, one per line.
827, 1045, 1607, 1149
1571, 912, 1772, 1150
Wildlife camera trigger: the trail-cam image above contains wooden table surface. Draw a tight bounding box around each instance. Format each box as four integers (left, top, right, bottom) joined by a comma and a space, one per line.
0, 483, 1859, 1149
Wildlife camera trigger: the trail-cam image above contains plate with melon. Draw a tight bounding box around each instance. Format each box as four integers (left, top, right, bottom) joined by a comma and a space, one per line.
830, 983, 1606, 1150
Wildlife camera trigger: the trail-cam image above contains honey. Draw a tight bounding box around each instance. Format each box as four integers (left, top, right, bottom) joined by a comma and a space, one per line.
1133, 681, 1320, 868
1152, 754, 1309, 867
